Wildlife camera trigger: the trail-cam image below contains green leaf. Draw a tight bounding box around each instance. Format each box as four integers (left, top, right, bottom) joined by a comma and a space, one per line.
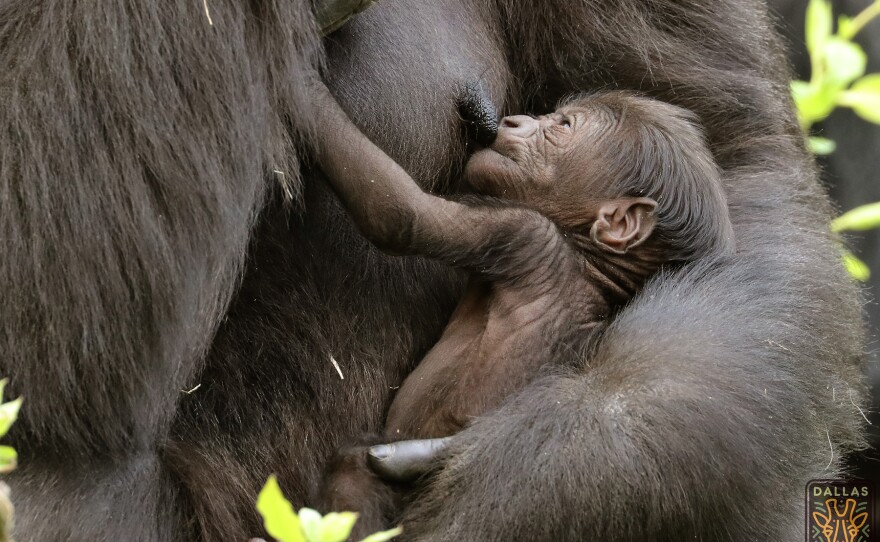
806, 0, 834, 56
312, 511, 359, 542
790, 79, 810, 109
791, 79, 811, 100
289, 507, 360, 542
0, 380, 7, 404
359, 526, 403, 542
0, 398, 22, 439
840, 74, 880, 123
839, 14, 856, 39
0, 446, 17, 474
808, 136, 837, 154
791, 80, 838, 124
256, 476, 306, 542
298, 508, 323, 542
823, 38, 867, 86
832, 201, 880, 231
843, 251, 871, 281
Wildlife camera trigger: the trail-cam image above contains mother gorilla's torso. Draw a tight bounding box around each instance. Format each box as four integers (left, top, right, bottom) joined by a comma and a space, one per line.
169, 1, 512, 539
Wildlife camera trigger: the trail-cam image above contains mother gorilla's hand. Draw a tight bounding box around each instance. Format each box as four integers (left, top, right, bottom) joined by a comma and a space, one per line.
367, 437, 455, 483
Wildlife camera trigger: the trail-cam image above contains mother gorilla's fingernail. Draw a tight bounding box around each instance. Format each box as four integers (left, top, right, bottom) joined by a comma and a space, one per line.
368, 444, 392, 461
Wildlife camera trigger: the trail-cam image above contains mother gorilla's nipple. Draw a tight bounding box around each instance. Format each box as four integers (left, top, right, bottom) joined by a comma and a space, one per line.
458, 81, 499, 147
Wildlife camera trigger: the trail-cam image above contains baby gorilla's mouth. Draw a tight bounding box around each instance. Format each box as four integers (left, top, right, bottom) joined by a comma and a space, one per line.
458, 82, 499, 147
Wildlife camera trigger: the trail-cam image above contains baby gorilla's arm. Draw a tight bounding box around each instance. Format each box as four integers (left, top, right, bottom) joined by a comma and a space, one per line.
311, 80, 433, 253
310, 80, 561, 277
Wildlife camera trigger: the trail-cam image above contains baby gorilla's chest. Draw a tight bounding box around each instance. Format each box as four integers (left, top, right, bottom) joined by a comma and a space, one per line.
383, 283, 568, 440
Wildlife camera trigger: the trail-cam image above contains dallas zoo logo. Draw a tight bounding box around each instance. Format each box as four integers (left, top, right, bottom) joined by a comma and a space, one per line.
807, 480, 874, 542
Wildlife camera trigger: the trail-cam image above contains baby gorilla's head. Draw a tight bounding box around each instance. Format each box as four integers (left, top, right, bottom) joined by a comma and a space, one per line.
464, 92, 735, 264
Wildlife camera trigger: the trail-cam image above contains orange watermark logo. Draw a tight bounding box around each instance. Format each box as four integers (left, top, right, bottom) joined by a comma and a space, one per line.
807, 480, 874, 542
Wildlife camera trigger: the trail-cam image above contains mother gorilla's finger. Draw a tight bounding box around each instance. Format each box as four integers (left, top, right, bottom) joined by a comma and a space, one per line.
367, 437, 454, 482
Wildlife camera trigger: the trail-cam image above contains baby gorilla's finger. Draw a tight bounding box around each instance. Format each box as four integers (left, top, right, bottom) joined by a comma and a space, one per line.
367, 437, 454, 482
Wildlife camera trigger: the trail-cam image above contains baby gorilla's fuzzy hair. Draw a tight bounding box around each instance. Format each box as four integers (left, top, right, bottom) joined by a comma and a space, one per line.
565, 92, 736, 263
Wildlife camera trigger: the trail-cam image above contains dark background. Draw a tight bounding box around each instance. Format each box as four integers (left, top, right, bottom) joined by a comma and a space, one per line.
770, 0, 880, 476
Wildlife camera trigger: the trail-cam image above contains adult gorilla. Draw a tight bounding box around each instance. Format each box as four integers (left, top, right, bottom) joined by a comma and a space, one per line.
0, 0, 867, 541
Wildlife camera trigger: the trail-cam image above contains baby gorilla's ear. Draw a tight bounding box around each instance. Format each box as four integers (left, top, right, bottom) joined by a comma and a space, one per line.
589, 197, 658, 254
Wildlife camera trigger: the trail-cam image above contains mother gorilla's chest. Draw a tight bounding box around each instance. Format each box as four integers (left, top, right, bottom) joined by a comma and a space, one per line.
324, 0, 511, 189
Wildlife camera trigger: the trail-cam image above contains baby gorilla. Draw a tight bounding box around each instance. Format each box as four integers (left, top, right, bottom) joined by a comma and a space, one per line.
309, 83, 735, 531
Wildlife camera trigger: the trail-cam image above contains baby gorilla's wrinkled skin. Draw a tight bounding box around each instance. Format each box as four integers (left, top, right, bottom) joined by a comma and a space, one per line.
309, 84, 735, 531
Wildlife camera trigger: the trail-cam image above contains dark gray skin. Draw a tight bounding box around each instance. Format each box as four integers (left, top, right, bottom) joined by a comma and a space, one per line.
310, 84, 736, 532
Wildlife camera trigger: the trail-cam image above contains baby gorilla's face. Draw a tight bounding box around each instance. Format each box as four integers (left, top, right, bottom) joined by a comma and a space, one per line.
463, 103, 603, 223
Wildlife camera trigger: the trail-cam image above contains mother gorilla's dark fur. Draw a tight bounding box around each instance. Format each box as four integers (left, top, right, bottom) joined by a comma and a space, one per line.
0, 0, 867, 540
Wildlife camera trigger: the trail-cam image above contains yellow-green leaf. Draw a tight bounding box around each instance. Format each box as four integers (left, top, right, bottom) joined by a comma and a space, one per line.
0, 446, 17, 474
806, 0, 834, 56
808, 136, 837, 154
843, 251, 870, 281
0, 398, 22, 439
298, 508, 323, 542
832, 201, 880, 231
359, 526, 403, 542
840, 74, 880, 123
823, 38, 867, 86
791, 79, 811, 105
257, 476, 306, 542
791, 80, 838, 125
312, 511, 359, 542
839, 14, 856, 39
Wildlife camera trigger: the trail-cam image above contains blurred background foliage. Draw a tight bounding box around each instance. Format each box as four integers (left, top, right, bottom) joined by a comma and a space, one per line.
0, 380, 22, 542
773, 0, 880, 478
791, 0, 880, 280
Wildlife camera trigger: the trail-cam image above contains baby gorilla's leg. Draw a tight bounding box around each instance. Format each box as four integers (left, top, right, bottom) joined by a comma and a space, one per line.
318, 437, 401, 538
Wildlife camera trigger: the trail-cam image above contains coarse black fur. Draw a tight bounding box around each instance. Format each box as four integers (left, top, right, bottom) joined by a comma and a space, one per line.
770, 0, 880, 333
0, 0, 867, 541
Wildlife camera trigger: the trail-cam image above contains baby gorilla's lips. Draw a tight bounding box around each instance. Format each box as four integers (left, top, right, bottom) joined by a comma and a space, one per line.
483, 143, 513, 166
488, 132, 524, 164
490, 115, 537, 162
470, 146, 505, 164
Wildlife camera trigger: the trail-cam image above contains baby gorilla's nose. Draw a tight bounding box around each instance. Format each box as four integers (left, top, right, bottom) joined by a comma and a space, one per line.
500, 115, 537, 138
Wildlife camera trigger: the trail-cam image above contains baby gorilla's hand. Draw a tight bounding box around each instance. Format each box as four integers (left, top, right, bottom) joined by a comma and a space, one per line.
367, 437, 454, 483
